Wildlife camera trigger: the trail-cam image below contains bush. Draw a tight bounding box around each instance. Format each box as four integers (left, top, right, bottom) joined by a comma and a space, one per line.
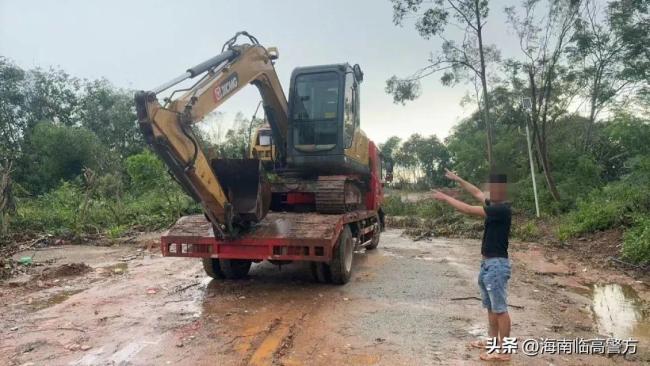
125, 150, 169, 193
13, 172, 198, 238
558, 157, 650, 240
622, 216, 650, 265
558, 201, 624, 239
18, 122, 108, 194
513, 219, 542, 241
510, 176, 563, 216
14, 181, 85, 236
382, 194, 450, 218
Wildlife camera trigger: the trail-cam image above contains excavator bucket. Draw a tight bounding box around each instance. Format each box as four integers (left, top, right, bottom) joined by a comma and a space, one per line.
211, 159, 271, 224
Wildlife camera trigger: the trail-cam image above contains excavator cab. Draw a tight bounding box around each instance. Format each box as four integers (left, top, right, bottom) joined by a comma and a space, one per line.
249, 124, 276, 165
287, 63, 370, 175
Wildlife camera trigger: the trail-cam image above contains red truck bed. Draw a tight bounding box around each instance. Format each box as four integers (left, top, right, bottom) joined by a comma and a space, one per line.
161, 210, 377, 262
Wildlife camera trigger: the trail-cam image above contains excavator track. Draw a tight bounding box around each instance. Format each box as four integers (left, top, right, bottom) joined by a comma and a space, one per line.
316, 176, 363, 214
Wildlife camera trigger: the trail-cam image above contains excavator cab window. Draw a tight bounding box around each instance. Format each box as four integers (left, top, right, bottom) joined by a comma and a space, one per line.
292, 72, 339, 152
258, 129, 272, 146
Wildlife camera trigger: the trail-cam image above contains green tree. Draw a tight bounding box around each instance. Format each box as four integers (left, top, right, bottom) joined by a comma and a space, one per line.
387, 0, 500, 167
125, 150, 170, 193
608, 0, 650, 84
209, 112, 264, 159
394, 135, 420, 184
77, 79, 143, 158
18, 122, 104, 193
414, 135, 451, 187
125, 150, 191, 219
0, 58, 27, 226
446, 117, 492, 183
568, 0, 649, 148
388, 134, 450, 188
505, 0, 583, 202
379, 136, 402, 167
0, 58, 27, 164
23, 67, 80, 129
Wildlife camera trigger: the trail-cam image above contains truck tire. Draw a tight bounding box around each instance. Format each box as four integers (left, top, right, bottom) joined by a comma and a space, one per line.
365, 221, 381, 250
202, 258, 225, 279
310, 262, 330, 283
328, 225, 354, 284
219, 259, 252, 279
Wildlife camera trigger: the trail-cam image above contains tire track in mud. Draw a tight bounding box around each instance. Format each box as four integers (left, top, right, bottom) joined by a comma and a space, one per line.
232, 312, 306, 366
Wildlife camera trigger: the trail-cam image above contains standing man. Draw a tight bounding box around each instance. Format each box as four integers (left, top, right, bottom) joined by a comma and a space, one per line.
431, 169, 512, 362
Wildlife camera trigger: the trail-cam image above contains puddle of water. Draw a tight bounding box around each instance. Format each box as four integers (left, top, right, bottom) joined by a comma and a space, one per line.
380, 250, 403, 259
98, 262, 128, 275
414, 256, 435, 261
29, 289, 84, 311
589, 283, 649, 340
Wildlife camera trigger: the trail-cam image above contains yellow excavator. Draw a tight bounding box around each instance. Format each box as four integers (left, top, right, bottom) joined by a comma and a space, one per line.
250, 123, 275, 163
135, 32, 384, 240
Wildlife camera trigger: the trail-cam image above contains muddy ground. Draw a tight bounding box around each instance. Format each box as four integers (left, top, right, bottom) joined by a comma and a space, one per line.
1, 229, 648, 365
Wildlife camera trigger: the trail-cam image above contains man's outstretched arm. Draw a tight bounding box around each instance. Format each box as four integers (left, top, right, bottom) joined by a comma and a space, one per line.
444, 169, 485, 203
432, 190, 486, 217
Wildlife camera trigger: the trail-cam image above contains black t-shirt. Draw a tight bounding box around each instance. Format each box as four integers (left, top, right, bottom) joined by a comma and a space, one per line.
481, 199, 511, 258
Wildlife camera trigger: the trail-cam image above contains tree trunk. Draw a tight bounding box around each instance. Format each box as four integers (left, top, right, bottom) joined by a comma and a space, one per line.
534, 132, 562, 202
475, 0, 494, 169
0, 161, 15, 234
527, 69, 561, 202
584, 63, 603, 151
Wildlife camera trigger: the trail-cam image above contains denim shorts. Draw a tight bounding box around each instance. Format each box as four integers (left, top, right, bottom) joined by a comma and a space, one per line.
478, 257, 511, 313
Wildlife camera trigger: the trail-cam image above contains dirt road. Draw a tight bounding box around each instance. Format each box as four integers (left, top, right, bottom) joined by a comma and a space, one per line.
1, 230, 648, 365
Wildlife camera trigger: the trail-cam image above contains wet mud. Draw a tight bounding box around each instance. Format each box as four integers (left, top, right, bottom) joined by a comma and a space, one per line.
0, 230, 647, 365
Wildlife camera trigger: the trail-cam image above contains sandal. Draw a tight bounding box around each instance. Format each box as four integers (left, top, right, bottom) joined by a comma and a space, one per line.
469, 339, 487, 349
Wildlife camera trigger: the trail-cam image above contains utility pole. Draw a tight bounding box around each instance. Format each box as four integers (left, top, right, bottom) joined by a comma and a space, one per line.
522, 98, 540, 218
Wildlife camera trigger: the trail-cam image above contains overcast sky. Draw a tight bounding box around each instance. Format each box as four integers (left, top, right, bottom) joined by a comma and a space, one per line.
1, 0, 530, 143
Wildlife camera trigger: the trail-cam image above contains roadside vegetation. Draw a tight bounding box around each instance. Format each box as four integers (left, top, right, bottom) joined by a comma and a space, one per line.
0, 0, 648, 267
381, 114, 650, 264
380, 0, 649, 265
0, 59, 257, 246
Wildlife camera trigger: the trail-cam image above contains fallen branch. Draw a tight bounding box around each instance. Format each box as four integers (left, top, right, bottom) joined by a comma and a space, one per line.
608, 256, 648, 270
451, 296, 524, 310
12, 326, 87, 334
451, 296, 482, 301
162, 299, 190, 305
174, 282, 201, 293
413, 230, 434, 242
533, 271, 576, 276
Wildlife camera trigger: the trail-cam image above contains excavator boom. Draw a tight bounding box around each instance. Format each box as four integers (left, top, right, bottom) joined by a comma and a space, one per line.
135, 32, 288, 237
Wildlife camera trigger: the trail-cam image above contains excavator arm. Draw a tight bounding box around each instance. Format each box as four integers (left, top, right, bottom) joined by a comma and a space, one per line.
134, 32, 288, 238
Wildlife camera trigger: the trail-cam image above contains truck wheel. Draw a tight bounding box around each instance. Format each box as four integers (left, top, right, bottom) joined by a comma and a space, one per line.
219, 259, 252, 279
310, 262, 330, 283
365, 221, 381, 250
202, 258, 225, 279
329, 225, 354, 284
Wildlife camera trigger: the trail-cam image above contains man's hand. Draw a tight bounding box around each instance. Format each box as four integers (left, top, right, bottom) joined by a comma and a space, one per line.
444, 168, 486, 203
432, 189, 486, 217
431, 190, 448, 202
444, 168, 460, 182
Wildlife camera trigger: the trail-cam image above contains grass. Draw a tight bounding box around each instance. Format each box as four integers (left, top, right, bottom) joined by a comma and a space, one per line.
12, 179, 198, 239
382, 195, 450, 218
557, 170, 650, 264
622, 215, 650, 264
